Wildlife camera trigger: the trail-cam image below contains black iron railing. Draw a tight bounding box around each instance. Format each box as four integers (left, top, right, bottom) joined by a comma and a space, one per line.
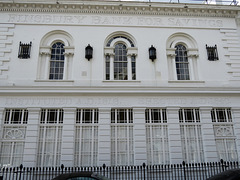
0, 160, 239, 180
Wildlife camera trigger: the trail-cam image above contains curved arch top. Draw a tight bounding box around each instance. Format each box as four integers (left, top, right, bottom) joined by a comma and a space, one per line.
104, 31, 137, 48
166, 32, 198, 49
40, 30, 74, 47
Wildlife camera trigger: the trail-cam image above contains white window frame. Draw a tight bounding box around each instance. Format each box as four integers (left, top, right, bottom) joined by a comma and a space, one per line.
49, 42, 65, 80
179, 108, 204, 163
0, 109, 28, 167
145, 108, 169, 165
211, 108, 238, 161
37, 31, 74, 81
104, 34, 137, 81
175, 44, 190, 80
75, 109, 99, 167
166, 33, 199, 82
37, 109, 63, 167
111, 109, 134, 166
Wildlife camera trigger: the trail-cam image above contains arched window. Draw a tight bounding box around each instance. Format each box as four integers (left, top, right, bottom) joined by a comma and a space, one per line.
175, 44, 190, 80
166, 33, 199, 81
49, 42, 65, 80
37, 30, 74, 81
104, 33, 137, 81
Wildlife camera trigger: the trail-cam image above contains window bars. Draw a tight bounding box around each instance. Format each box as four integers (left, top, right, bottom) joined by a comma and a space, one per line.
18, 42, 32, 59
206, 44, 219, 61
75, 109, 99, 167
0, 109, 28, 167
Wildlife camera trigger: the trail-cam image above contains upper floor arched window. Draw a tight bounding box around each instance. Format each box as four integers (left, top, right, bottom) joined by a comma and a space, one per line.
49, 42, 65, 80
166, 33, 199, 81
175, 44, 190, 80
114, 43, 128, 80
37, 30, 74, 81
104, 32, 137, 81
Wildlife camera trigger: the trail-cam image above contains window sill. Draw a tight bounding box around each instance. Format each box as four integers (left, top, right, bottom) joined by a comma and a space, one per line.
168, 80, 205, 83
102, 80, 141, 83
35, 80, 74, 82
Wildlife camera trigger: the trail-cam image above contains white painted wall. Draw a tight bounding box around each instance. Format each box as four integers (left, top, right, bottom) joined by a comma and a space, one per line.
0, 0, 240, 167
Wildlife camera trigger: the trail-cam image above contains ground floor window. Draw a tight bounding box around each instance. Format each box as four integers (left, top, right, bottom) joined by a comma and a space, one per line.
145, 109, 169, 164
179, 108, 204, 163
111, 109, 134, 166
211, 108, 238, 161
0, 109, 28, 167
37, 109, 63, 167
75, 109, 99, 166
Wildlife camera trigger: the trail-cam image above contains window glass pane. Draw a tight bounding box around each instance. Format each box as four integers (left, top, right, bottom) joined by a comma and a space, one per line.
179, 108, 204, 163
75, 109, 99, 166
175, 44, 190, 80
114, 43, 128, 80
1, 109, 28, 167
49, 42, 65, 80
212, 108, 238, 161
111, 109, 133, 165
145, 109, 169, 164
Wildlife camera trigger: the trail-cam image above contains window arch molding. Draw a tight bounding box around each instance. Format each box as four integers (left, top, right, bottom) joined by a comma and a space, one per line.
37, 30, 74, 81
104, 32, 138, 81
166, 33, 199, 81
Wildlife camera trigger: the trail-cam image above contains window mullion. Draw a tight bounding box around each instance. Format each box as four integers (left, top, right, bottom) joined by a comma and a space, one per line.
41, 126, 46, 167
183, 110, 189, 162
184, 125, 189, 163
53, 109, 60, 167
162, 125, 165, 163
80, 109, 83, 123
110, 55, 114, 80
225, 109, 228, 123
9, 109, 12, 124
149, 125, 154, 164
78, 126, 82, 166
127, 125, 130, 166
214, 109, 218, 123
149, 109, 152, 123
10, 142, 15, 165
21, 109, 24, 124
91, 110, 95, 166
45, 109, 48, 124
115, 125, 118, 165
91, 125, 94, 166
127, 54, 131, 80
63, 54, 67, 80
160, 109, 163, 123
195, 125, 200, 162
115, 109, 117, 124
53, 126, 59, 167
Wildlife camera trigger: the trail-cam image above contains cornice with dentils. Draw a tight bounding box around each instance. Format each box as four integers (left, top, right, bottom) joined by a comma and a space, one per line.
0, 0, 239, 18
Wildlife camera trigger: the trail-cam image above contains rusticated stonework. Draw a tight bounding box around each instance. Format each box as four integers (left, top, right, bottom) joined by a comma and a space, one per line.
0, 24, 14, 80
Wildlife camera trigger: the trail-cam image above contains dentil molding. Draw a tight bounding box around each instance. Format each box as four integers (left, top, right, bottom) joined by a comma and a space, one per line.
0, 0, 239, 18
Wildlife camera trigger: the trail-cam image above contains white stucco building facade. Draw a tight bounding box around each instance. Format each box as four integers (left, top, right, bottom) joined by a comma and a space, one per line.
0, 0, 240, 168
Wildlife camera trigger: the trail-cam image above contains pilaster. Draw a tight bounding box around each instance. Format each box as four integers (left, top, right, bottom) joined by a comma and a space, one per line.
133, 107, 147, 165
167, 106, 182, 164
200, 106, 218, 162
61, 108, 75, 167
98, 108, 111, 166
22, 108, 41, 167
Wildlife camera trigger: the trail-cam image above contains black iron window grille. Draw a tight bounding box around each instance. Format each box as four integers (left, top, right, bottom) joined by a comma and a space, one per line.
206, 44, 219, 61
18, 41, 32, 59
